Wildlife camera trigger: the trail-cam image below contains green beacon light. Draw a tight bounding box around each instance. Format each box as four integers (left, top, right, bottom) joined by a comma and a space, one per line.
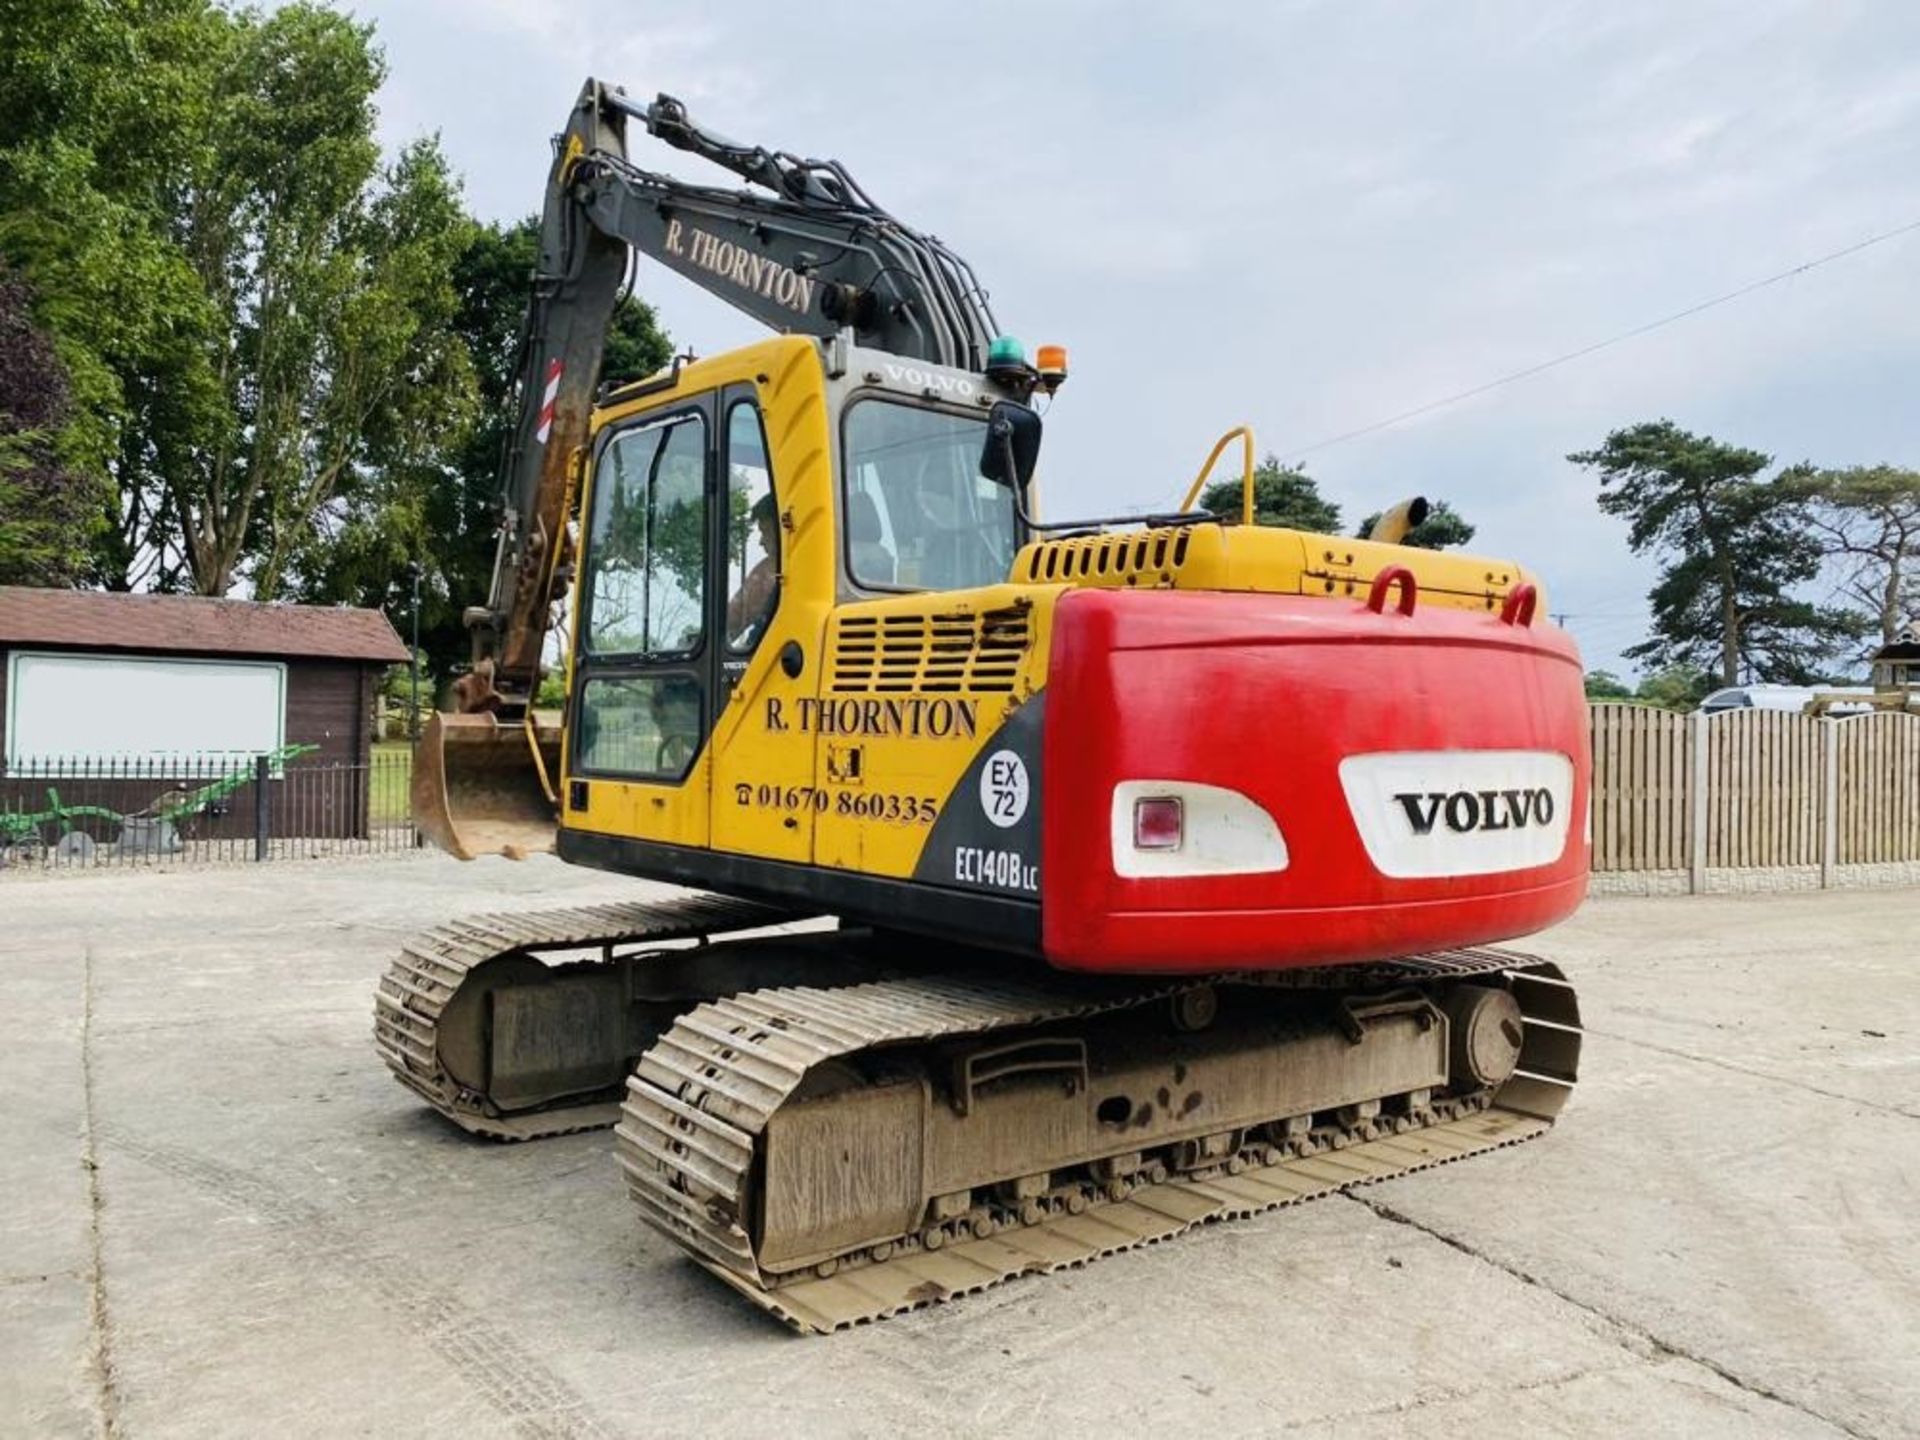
985, 334, 1034, 394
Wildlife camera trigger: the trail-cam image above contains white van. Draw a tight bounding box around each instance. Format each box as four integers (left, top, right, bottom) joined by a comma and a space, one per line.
1699, 683, 1874, 714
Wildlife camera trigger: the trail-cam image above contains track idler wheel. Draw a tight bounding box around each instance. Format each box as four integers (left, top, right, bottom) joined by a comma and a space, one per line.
1444, 984, 1526, 1089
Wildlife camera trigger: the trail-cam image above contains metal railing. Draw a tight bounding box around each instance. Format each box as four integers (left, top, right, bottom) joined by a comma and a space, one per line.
0, 749, 417, 871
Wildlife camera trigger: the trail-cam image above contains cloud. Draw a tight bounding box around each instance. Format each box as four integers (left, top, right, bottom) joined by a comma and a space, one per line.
347, 0, 1920, 675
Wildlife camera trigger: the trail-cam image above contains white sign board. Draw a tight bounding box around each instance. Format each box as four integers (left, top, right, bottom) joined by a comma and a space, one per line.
5, 652, 287, 767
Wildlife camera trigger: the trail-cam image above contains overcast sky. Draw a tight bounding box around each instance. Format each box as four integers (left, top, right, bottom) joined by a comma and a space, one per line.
352, 0, 1920, 676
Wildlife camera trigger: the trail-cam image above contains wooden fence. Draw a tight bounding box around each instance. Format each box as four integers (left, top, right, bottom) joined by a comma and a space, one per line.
1589, 703, 1920, 887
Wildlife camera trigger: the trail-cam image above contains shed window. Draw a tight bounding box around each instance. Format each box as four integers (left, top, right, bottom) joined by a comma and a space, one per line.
4, 653, 287, 768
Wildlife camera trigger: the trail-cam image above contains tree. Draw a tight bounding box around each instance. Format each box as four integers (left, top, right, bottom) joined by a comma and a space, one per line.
3, 3, 669, 662
158, 6, 484, 599
250, 132, 480, 601
1583, 670, 1634, 700
1, 3, 491, 599
0, 0, 231, 588
1635, 664, 1713, 710
1199, 456, 1340, 532
1785, 465, 1920, 647
1354, 499, 1477, 549
1570, 421, 1864, 686
0, 262, 107, 585
300, 217, 671, 680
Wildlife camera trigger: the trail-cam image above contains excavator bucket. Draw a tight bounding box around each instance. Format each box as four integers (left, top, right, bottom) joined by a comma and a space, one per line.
412, 711, 564, 861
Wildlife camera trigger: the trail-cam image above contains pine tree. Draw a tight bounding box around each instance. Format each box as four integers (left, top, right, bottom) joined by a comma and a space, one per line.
1570, 420, 1865, 685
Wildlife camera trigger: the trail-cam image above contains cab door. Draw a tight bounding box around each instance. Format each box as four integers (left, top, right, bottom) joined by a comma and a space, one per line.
708, 383, 815, 865
566, 396, 718, 848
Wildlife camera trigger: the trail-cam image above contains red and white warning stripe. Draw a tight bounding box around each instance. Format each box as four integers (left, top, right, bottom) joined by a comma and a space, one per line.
534, 358, 563, 444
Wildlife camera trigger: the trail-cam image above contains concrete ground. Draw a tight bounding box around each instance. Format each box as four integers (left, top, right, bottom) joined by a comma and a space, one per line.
2, 859, 1914, 1440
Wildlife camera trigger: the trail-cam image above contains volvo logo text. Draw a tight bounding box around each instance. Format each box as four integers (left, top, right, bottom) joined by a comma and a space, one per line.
1343, 751, 1574, 879
1393, 788, 1556, 836
881, 362, 975, 398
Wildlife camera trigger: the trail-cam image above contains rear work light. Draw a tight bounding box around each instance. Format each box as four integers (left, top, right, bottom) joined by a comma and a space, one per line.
1132, 796, 1184, 851
1111, 781, 1288, 878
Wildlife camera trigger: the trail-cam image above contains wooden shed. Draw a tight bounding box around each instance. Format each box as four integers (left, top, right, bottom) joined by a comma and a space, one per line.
0, 587, 407, 842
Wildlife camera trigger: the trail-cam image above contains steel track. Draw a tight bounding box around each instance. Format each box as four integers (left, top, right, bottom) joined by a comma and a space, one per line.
615, 950, 1581, 1331
374, 900, 1580, 1331
372, 894, 794, 1140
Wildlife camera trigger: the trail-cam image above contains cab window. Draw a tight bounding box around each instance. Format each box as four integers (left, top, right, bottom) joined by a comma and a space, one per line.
572, 673, 702, 779
574, 410, 708, 782
723, 401, 779, 653
842, 399, 1016, 592
582, 412, 708, 656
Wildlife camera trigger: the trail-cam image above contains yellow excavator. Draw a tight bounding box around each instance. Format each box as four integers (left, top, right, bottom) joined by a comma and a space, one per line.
378, 79, 1587, 1332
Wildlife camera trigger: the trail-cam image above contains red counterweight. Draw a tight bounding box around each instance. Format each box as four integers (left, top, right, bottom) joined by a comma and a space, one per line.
1041, 584, 1590, 973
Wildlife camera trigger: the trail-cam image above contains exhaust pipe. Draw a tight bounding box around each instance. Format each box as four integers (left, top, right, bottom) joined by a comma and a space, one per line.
1365, 496, 1429, 546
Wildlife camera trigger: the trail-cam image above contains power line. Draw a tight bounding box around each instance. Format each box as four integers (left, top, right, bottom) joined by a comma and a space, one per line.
1280, 215, 1920, 462
1557, 616, 1648, 631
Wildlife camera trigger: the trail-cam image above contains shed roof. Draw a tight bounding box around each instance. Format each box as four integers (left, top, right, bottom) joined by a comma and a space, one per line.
0, 587, 409, 663
1871, 622, 1920, 664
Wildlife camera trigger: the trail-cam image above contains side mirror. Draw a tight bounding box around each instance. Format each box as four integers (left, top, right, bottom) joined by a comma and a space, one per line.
980, 400, 1042, 492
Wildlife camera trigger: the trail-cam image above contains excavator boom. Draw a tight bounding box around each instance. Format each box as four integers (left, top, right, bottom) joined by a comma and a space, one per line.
478, 79, 997, 705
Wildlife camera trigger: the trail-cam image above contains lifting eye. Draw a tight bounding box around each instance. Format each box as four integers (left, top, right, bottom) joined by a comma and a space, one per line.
1096, 1095, 1132, 1126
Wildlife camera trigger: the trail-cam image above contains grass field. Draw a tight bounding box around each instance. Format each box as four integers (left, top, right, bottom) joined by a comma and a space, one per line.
370, 740, 413, 825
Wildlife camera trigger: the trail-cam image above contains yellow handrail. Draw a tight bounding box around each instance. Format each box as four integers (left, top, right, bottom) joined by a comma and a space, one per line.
1177, 425, 1256, 523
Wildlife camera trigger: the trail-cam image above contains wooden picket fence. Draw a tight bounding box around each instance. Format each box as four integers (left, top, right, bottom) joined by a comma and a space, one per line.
1589, 703, 1920, 886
